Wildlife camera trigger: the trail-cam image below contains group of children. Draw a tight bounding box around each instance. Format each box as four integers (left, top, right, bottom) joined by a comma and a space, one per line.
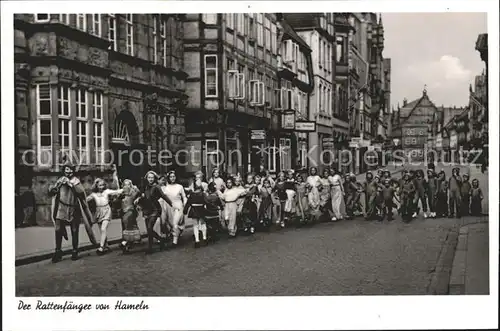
50, 162, 485, 262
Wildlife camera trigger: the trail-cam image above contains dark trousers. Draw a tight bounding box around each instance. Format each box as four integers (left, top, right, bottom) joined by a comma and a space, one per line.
427, 192, 436, 213
55, 219, 80, 252
436, 192, 448, 216
382, 199, 394, 221
144, 212, 161, 250
449, 190, 461, 217
414, 191, 428, 212
346, 192, 361, 215
461, 194, 470, 216
365, 193, 377, 219
470, 197, 482, 216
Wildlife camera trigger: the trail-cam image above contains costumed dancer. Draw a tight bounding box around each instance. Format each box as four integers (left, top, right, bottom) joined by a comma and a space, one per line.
470, 179, 483, 216
162, 171, 187, 246
241, 174, 258, 234
203, 182, 225, 242
49, 162, 97, 263
400, 172, 416, 222
158, 175, 172, 241
295, 173, 308, 225
413, 170, 429, 218
319, 169, 333, 221
363, 172, 377, 221
184, 171, 209, 248
381, 178, 396, 222
329, 169, 345, 221
308, 181, 322, 224
435, 170, 448, 217
117, 179, 141, 253
257, 178, 274, 230
460, 173, 472, 216
448, 168, 462, 218
221, 177, 248, 238
135, 170, 173, 254
86, 166, 124, 255
283, 169, 297, 226
426, 169, 438, 218
273, 171, 288, 228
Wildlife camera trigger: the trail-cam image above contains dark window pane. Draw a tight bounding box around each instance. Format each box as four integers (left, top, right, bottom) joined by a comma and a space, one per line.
40, 136, 51, 146
40, 120, 51, 134
40, 100, 51, 115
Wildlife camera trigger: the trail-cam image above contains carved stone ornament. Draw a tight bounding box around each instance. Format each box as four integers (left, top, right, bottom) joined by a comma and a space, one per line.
31, 35, 49, 56
16, 63, 31, 79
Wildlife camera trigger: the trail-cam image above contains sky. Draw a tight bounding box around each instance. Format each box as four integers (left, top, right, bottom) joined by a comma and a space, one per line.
382, 12, 487, 109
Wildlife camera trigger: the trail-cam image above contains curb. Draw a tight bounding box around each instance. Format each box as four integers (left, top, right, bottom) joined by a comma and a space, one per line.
449, 226, 469, 295
15, 224, 194, 267
427, 227, 460, 294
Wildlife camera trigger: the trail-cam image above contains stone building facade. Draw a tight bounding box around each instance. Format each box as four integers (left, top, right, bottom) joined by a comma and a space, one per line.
14, 14, 187, 225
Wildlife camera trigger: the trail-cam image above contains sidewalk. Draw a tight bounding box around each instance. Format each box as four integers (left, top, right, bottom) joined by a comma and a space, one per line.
449, 222, 489, 294
15, 166, 403, 265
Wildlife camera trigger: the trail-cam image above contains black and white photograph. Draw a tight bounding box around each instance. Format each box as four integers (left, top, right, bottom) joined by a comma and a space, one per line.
2, 1, 498, 330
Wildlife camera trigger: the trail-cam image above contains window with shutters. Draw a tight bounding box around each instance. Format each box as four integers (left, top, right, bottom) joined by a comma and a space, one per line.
228, 70, 245, 100
249, 80, 264, 106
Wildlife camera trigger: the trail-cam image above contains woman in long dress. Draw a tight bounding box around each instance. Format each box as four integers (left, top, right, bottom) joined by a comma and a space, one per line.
283, 169, 297, 226
329, 169, 346, 221
221, 177, 247, 237
307, 167, 321, 189
273, 171, 288, 228
86, 168, 123, 255
319, 168, 333, 221
295, 173, 308, 225
158, 175, 171, 241
162, 171, 187, 246
117, 179, 141, 253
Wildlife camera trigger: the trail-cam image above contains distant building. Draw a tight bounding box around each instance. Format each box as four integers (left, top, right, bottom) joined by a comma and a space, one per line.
392, 89, 439, 161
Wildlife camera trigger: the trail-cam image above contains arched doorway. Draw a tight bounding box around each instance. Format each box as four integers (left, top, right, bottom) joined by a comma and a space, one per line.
111, 110, 143, 187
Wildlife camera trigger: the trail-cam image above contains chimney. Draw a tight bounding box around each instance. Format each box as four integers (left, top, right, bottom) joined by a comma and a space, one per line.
403, 98, 408, 106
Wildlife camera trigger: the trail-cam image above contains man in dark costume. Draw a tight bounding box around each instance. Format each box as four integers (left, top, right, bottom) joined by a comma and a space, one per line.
49, 162, 97, 263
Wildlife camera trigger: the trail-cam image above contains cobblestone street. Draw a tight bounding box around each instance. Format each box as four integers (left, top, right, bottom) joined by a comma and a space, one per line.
16, 214, 487, 296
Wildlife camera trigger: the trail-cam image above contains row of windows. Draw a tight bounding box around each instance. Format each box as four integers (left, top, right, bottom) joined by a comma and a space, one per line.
36, 84, 104, 166
318, 38, 333, 73
33, 14, 181, 67
222, 14, 278, 54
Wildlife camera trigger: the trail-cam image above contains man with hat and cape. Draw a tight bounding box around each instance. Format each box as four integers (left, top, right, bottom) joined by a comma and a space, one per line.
49, 160, 97, 263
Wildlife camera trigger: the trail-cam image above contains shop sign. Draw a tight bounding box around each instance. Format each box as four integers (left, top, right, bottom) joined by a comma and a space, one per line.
322, 137, 334, 149
282, 111, 295, 130
435, 135, 443, 149
295, 121, 316, 132
250, 129, 266, 140
450, 134, 458, 148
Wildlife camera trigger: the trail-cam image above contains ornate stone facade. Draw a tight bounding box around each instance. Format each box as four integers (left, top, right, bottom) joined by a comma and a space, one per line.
14, 14, 187, 226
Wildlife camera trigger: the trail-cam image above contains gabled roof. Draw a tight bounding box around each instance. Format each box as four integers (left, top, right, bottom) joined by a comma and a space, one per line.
278, 15, 312, 52
396, 91, 438, 125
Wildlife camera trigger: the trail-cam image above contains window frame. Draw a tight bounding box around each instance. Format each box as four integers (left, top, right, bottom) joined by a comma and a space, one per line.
57, 86, 72, 157
125, 14, 134, 56
204, 54, 218, 98
108, 14, 117, 51
34, 14, 50, 23
76, 13, 87, 31
36, 84, 53, 167
90, 14, 102, 37
92, 91, 104, 164
59, 14, 70, 25
279, 138, 292, 171
75, 88, 89, 164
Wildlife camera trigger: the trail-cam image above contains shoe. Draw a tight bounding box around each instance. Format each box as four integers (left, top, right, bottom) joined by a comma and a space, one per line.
280, 221, 285, 228
51, 250, 63, 263
96, 247, 105, 256
194, 241, 201, 249
250, 227, 255, 234
71, 250, 79, 261
412, 212, 417, 218
331, 217, 337, 222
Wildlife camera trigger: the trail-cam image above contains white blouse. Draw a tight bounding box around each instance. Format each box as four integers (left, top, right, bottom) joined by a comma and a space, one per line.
161, 184, 186, 209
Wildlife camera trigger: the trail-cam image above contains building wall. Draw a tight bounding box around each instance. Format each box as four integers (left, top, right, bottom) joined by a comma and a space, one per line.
14, 14, 187, 225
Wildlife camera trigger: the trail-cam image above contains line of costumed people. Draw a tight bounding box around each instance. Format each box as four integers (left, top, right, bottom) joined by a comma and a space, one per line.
48, 161, 485, 262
